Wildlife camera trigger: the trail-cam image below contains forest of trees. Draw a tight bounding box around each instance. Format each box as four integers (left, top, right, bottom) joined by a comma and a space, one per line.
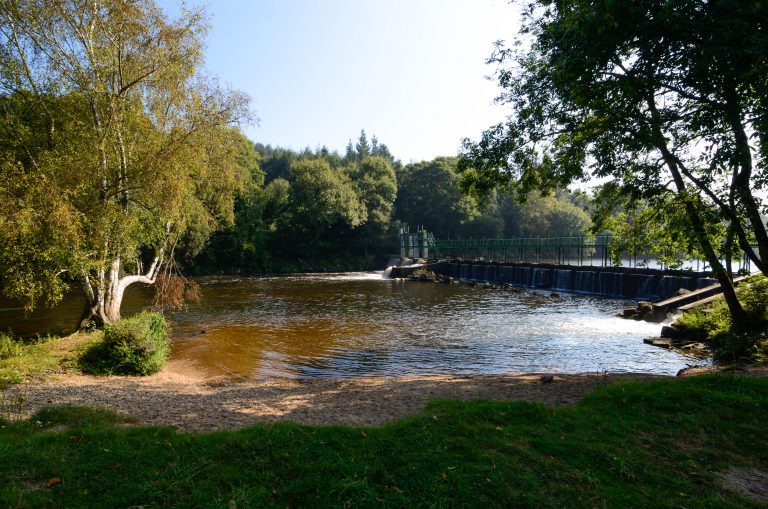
188, 130, 593, 275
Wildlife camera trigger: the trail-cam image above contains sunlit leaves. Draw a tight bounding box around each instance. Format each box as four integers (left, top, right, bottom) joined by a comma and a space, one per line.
0, 0, 252, 314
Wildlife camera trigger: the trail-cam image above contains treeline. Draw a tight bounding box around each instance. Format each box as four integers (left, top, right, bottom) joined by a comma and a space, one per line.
186, 131, 592, 274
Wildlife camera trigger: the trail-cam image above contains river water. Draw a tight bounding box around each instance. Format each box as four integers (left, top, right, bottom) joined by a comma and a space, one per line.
163, 273, 702, 378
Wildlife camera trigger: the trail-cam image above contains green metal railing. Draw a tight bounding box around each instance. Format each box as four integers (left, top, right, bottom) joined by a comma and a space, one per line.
399, 224, 757, 271
432, 236, 611, 266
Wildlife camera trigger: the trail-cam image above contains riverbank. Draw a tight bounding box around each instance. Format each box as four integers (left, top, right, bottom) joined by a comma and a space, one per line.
0, 330, 743, 431
2, 374, 767, 508
9, 366, 669, 430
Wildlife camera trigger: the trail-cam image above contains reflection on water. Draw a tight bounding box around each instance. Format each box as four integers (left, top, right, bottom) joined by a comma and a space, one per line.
0, 285, 153, 337
168, 273, 705, 378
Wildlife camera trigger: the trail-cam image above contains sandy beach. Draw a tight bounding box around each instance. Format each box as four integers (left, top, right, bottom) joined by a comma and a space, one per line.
11, 360, 672, 431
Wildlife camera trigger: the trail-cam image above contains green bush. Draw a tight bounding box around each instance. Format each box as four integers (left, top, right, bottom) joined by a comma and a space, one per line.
673, 274, 768, 362
80, 312, 169, 376
0, 334, 21, 360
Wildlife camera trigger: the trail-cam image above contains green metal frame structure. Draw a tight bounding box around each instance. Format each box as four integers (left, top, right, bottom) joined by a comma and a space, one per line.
431, 236, 610, 266
429, 235, 754, 271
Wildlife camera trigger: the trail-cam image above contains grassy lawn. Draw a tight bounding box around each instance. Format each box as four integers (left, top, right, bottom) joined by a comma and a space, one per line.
0, 375, 766, 508
0, 332, 102, 384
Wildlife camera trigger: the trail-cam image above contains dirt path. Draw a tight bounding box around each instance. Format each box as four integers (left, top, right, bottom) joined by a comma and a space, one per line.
11, 361, 670, 431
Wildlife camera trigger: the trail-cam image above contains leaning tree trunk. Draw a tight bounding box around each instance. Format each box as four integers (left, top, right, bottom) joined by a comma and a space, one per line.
80, 252, 164, 328
647, 97, 747, 321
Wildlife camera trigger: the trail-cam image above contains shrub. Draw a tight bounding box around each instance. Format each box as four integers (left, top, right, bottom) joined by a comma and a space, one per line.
672, 274, 768, 363
739, 274, 768, 320
80, 312, 169, 376
0, 334, 21, 360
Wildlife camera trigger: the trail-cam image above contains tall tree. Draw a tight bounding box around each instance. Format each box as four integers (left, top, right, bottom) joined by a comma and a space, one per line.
286, 157, 366, 250
350, 156, 397, 230
501, 192, 591, 239
0, 0, 250, 324
354, 129, 370, 161
460, 0, 768, 320
395, 157, 479, 236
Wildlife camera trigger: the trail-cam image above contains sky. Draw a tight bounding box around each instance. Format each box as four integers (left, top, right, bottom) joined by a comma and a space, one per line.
157, 0, 521, 163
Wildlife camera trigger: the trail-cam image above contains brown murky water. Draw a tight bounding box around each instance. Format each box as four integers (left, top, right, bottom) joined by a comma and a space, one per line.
167, 273, 702, 378
1, 273, 705, 378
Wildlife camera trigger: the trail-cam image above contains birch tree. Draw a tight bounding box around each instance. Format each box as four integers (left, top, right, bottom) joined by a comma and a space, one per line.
0, 0, 250, 324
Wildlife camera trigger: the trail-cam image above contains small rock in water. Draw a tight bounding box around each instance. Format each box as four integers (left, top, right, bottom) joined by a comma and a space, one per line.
550, 292, 561, 298
622, 307, 639, 318
643, 337, 672, 349
660, 325, 683, 339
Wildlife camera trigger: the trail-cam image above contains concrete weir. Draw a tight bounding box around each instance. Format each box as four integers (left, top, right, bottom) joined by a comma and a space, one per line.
415, 260, 719, 302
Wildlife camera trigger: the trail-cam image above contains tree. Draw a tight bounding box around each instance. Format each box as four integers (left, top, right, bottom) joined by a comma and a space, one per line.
0, 0, 250, 324
460, 0, 768, 320
501, 192, 591, 239
286, 158, 366, 248
395, 157, 480, 237
350, 156, 397, 230
354, 129, 370, 161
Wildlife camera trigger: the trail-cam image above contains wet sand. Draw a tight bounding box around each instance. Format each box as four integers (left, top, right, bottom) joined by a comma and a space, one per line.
13, 360, 670, 431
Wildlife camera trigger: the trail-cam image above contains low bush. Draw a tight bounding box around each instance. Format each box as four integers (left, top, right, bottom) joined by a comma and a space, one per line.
79, 312, 169, 375
673, 274, 768, 362
0, 334, 21, 360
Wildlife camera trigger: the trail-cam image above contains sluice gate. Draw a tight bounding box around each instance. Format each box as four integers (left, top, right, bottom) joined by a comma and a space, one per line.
428, 260, 718, 302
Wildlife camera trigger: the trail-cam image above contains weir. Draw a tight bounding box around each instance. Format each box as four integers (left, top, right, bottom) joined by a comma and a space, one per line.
390, 229, 754, 303
417, 260, 718, 301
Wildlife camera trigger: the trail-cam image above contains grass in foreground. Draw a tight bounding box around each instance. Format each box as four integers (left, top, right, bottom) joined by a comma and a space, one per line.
1, 375, 767, 508
0, 331, 102, 384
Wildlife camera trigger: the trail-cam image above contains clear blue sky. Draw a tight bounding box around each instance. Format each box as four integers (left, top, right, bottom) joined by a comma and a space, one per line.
158, 0, 520, 163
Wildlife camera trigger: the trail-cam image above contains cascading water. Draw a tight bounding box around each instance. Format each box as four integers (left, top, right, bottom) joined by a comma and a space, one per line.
531, 268, 551, 288
432, 262, 716, 301
574, 271, 596, 294
638, 275, 658, 300
554, 269, 573, 291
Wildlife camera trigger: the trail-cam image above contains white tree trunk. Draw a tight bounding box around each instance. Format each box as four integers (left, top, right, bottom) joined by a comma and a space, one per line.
81, 251, 164, 327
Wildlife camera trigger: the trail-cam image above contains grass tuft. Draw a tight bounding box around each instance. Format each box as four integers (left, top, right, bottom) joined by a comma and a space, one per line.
0, 332, 101, 384
0, 333, 22, 360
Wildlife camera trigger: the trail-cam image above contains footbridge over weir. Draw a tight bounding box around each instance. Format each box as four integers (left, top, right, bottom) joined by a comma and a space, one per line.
394, 229, 751, 308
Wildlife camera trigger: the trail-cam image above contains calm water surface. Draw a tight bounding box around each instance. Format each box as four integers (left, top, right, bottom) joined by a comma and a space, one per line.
168, 273, 703, 378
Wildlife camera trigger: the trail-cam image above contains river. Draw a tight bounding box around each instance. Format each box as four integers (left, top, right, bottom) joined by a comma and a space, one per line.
167, 273, 702, 378
1, 272, 704, 378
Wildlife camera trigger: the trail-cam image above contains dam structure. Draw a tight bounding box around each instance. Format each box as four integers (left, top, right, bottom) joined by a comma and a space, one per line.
390, 229, 748, 302
425, 260, 718, 302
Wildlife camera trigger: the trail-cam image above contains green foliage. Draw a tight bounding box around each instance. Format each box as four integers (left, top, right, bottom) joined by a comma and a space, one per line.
192, 140, 595, 275
193, 132, 404, 274
395, 157, 481, 237
80, 312, 168, 376
350, 156, 398, 230
674, 275, 768, 362
501, 191, 591, 238
0, 1, 251, 319
1, 375, 767, 507
0, 334, 21, 360
459, 0, 768, 315
288, 158, 367, 232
